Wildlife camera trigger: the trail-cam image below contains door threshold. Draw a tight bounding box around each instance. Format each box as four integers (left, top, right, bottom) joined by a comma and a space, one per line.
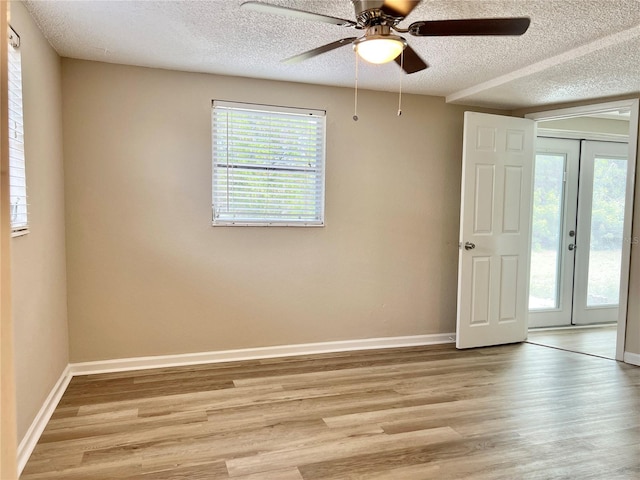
528, 323, 616, 332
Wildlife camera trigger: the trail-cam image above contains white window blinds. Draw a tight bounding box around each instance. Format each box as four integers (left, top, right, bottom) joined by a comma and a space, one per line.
212, 100, 326, 226
8, 26, 27, 233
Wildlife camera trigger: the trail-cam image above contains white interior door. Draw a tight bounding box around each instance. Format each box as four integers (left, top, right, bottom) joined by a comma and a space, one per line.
456, 112, 535, 349
573, 140, 628, 325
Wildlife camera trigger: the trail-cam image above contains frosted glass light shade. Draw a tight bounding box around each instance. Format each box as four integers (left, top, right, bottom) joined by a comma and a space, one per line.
354, 36, 406, 64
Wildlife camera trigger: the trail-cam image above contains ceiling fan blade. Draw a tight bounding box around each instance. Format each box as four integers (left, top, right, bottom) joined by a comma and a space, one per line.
409, 17, 531, 36
282, 37, 358, 64
240, 1, 356, 27
394, 44, 428, 73
381, 0, 422, 18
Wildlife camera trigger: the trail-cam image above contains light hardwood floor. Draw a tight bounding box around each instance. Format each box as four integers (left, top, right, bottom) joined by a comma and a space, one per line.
527, 325, 618, 359
21, 343, 640, 479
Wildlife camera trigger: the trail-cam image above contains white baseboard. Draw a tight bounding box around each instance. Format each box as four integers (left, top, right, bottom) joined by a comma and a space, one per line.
623, 351, 640, 366
18, 365, 73, 475
69, 333, 456, 376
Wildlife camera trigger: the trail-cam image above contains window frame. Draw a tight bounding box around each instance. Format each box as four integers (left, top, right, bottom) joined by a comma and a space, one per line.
211, 100, 326, 227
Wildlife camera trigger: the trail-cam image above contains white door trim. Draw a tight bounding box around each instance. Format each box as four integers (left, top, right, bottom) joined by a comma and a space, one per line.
526, 99, 639, 362
537, 128, 628, 143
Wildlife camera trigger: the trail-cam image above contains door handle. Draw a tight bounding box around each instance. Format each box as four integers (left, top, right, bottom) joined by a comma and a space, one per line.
464, 242, 476, 251
568, 244, 576, 251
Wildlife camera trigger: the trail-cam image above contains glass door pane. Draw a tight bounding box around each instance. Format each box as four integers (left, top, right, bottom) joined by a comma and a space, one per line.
573, 140, 628, 325
529, 153, 565, 310
586, 156, 627, 307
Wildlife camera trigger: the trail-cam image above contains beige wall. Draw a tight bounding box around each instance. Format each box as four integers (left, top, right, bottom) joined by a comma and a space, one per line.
62, 59, 486, 362
515, 95, 640, 357
2, 3, 18, 478
10, 1, 69, 441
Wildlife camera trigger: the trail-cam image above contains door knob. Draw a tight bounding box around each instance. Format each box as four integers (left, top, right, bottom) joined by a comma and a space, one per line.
568, 244, 576, 251
464, 242, 476, 251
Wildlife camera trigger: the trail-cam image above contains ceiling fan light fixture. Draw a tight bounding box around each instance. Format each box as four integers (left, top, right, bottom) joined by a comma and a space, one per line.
353, 28, 407, 64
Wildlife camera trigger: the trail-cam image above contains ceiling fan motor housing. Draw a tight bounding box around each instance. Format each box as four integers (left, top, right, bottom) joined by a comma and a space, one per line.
352, 0, 405, 28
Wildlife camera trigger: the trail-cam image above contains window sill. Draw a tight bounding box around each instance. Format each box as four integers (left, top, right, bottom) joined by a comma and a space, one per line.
12, 228, 29, 238
212, 222, 324, 227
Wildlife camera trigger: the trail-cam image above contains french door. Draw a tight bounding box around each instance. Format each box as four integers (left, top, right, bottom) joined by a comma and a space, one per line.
528, 138, 628, 328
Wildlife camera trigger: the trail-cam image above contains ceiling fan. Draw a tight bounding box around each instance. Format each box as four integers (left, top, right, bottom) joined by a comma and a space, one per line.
240, 0, 531, 74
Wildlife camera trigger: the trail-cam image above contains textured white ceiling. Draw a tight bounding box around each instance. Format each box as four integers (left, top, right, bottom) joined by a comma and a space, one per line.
22, 0, 640, 109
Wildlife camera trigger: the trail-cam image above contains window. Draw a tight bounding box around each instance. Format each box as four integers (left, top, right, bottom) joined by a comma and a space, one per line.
8, 26, 27, 234
212, 100, 325, 226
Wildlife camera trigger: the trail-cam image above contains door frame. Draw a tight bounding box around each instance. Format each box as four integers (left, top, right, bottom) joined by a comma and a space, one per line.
526, 99, 639, 362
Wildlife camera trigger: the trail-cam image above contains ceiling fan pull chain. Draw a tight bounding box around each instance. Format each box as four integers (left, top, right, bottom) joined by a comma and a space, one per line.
398, 50, 403, 117
353, 51, 359, 121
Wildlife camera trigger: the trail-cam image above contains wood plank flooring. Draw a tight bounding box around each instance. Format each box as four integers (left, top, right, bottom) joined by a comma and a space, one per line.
527, 325, 618, 359
21, 343, 640, 479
